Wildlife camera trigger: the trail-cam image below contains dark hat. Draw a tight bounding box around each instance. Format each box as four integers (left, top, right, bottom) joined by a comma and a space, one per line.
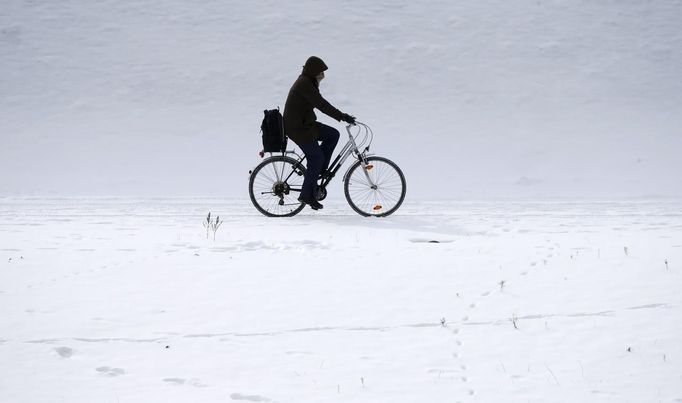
302, 56, 328, 78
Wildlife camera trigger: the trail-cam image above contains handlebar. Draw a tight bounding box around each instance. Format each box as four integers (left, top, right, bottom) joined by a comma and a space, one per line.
345, 121, 374, 151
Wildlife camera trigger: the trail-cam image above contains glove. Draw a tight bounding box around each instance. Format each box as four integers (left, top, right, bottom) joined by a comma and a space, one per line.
341, 113, 356, 125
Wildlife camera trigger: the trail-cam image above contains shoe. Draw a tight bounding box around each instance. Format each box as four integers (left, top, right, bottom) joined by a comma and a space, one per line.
298, 196, 324, 210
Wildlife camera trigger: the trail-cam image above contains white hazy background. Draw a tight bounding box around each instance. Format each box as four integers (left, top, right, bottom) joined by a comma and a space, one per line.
2, 0, 681, 199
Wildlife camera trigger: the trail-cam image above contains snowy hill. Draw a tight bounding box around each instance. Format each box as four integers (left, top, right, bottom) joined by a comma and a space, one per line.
1, 1, 681, 198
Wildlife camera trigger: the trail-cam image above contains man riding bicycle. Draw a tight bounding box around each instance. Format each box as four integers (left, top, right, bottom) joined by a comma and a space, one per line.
283, 56, 356, 210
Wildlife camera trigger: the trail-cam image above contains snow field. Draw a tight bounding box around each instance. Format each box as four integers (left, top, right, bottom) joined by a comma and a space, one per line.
0, 199, 681, 402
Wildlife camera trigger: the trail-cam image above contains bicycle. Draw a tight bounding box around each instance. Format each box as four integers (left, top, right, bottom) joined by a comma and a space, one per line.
248, 122, 406, 217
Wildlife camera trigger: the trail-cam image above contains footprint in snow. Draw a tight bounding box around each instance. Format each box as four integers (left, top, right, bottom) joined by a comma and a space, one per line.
96, 366, 125, 377
163, 378, 186, 385
230, 393, 271, 402
163, 378, 207, 387
54, 346, 74, 358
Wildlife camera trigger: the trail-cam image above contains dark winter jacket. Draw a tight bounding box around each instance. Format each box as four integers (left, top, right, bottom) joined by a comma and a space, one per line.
283, 56, 343, 144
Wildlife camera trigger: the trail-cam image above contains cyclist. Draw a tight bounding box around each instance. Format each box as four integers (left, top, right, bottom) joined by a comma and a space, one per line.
283, 56, 356, 210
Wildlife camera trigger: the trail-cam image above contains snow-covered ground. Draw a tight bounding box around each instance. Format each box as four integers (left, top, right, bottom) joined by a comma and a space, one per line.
1, 198, 681, 402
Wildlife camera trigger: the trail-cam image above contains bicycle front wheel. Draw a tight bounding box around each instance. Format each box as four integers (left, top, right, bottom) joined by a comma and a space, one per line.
344, 156, 406, 217
249, 155, 306, 217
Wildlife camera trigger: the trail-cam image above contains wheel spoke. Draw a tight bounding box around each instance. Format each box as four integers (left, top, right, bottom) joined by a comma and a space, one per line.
271, 162, 281, 182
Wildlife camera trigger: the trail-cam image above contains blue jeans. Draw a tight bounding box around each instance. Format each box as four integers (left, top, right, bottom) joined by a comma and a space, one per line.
294, 122, 340, 200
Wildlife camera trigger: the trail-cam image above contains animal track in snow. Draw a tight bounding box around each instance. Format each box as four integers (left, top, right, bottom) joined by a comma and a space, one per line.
285, 350, 313, 356
427, 368, 463, 374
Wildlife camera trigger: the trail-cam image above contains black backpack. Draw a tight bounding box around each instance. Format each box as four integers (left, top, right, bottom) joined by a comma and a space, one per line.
261, 108, 287, 152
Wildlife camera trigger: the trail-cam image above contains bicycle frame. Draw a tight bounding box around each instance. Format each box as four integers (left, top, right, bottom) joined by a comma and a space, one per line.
278, 122, 376, 192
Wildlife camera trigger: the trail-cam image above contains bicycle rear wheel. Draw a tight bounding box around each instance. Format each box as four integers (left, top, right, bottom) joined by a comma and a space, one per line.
344, 156, 406, 217
249, 155, 306, 217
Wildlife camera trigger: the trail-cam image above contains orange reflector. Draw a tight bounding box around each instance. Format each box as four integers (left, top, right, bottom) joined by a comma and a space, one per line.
366, 164, 374, 170
373, 204, 382, 211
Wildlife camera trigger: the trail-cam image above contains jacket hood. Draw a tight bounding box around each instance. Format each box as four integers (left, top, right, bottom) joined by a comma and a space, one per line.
302, 56, 328, 78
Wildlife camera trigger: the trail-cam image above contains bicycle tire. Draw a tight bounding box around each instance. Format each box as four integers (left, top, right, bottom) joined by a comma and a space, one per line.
249, 155, 306, 217
344, 156, 406, 217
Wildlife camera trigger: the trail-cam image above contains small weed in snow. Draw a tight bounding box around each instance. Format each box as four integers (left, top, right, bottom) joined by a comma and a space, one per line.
202, 212, 223, 241
545, 365, 560, 385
